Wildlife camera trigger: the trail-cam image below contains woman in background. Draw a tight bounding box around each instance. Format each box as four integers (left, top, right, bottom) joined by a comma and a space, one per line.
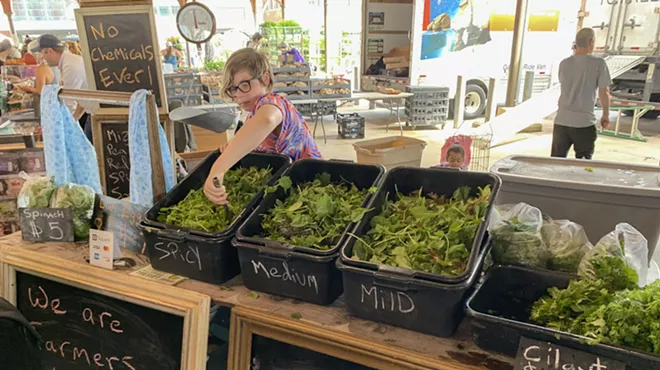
278, 42, 306, 64
65, 41, 82, 56
162, 42, 183, 69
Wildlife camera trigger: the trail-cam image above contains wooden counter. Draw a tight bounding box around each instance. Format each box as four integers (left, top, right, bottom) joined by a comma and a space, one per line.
0, 233, 514, 370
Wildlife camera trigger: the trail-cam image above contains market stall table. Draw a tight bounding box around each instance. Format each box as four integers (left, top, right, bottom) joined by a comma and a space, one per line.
313, 92, 414, 142
0, 233, 514, 370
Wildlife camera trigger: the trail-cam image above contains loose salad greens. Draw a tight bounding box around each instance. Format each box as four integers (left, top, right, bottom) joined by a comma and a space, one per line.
351, 186, 491, 276
158, 167, 272, 233
261, 173, 373, 250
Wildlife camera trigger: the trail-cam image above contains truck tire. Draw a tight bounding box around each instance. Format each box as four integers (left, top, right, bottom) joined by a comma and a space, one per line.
621, 93, 660, 119
448, 83, 488, 120
464, 84, 487, 119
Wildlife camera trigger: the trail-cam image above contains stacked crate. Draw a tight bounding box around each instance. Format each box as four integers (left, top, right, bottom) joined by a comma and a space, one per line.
164, 73, 203, 106
337, 113, 365, 139
404, 86, 450, 129
273, 65, 311, 101
201, 72, 224, 104
310, 78, 351, 99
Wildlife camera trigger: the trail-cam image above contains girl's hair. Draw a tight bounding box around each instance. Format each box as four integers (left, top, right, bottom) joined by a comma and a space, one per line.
221, 48, 274, 100
447, 142, 465, 156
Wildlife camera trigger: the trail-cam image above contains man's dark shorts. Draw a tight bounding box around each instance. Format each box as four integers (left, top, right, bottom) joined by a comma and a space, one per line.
551, 124, 597, 159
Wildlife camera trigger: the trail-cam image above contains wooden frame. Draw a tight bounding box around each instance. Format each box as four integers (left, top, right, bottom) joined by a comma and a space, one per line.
0, 244, 210, 370
75, 5, 168, 111
91, 107, 174, 200
228, 306, 469, 370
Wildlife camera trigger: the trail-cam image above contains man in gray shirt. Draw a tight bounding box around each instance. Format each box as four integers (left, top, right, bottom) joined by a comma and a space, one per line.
552, 28, 612, 159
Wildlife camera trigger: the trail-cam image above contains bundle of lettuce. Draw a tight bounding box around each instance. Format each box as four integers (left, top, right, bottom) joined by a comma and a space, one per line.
18, 175, 95, 240
530, 223, 660, 355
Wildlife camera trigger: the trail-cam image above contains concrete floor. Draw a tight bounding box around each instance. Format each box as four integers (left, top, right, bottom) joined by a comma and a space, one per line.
310, 104, 660, 265
314, 105, 660, 168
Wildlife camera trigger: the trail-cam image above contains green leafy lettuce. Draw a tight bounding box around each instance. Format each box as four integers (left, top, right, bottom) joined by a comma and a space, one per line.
50, 183, 96, 240
18, 176, 56, 208
351, 186, 491, 276
261, 173, 373, 250
158, 167, 272, 233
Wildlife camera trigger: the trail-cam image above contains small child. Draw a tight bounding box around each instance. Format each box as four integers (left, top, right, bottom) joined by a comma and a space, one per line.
433, 142, 468, 170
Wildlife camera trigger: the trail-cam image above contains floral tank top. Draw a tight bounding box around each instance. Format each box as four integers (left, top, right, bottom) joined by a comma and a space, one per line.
250, 93, 322, 161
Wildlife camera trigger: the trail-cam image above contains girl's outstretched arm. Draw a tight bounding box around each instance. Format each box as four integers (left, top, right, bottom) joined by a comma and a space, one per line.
203, 104, 283, 204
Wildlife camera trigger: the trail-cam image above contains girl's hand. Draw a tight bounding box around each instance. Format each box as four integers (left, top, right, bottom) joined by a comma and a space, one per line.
204, 172, 229, 205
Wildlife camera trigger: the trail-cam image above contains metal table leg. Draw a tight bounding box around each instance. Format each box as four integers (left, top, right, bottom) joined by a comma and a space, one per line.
396, 98, 403, 136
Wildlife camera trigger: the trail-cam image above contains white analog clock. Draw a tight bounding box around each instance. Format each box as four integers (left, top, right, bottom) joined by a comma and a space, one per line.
176, 2, 216, 44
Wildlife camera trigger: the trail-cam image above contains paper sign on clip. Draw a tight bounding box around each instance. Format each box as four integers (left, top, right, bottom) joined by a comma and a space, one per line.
89, 229, 118, 270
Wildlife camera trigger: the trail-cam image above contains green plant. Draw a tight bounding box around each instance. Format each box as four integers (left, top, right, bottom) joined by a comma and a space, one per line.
204, 59, 226, 71
166, 36, 184, 51
352, 186, 492, 276
158, 167, 272, 233
261, 174, 374, 250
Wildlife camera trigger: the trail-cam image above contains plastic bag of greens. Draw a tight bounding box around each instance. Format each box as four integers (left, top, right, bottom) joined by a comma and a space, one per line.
489, 203, 548, 269
17, 173, 56, 208
578, 223, 648, 289
50, 183, 96, 240
541, 219, 592, 273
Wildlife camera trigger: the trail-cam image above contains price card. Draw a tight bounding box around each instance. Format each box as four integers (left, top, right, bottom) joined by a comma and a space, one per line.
19, 208, 75, 242
89, 229, 116, 270
515, 337, 626, 370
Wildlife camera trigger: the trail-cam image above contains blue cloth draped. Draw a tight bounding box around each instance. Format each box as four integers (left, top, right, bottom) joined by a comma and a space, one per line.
128, 90, 174, 207
40, 85, 102, 193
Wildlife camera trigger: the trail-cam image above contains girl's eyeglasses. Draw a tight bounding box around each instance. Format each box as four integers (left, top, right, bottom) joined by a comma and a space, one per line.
225, 76, 259, 97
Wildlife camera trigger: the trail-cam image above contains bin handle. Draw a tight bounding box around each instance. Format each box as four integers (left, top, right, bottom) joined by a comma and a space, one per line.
329, 158, 354, 163
258, 247, 292, 261
373, 266, 415, 291
156, 229, 187, 242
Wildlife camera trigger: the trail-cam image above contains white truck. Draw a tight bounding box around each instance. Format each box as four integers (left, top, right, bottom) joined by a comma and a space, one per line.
586, 0, 660, 118
408, 0, 581, 119
361, 0, 580, 120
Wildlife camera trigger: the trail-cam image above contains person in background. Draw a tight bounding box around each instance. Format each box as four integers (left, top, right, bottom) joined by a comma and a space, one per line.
277, 42, 305, 64
33, 34, 93, 142
64, 41, 82, 56
161, 42, 183, 69
551, 28, 611, 160
247, 32, 263, 49
203, 48, 321, 205
20, 35, 32, 55
0, 40, 21, 62
432, 143, 468, 170
17, 40, 60, 95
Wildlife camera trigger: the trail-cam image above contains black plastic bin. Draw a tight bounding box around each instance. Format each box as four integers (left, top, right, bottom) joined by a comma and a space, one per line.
465, 266, 660, 370
140, 151, 291, 284
338, 236, 490, 337
233, 159, 385, 305
341, 167, 501, 284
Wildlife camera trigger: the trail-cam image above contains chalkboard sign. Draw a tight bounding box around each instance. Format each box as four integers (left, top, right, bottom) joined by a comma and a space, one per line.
19, 208, 75, 243
16, 271, 183, 369
77, 7, 165, 107
515, 337, 626, 370
93, 194, 148, 254
101, 122, 130, 199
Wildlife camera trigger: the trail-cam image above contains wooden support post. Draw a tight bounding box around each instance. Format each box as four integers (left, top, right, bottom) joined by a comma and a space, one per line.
454, 75, 465, 128
146, 94, 166, 202
485, 78, 497, 122
522, 70, 534, 102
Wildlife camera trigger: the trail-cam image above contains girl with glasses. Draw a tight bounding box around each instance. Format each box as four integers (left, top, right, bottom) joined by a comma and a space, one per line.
203, 48, 321, 205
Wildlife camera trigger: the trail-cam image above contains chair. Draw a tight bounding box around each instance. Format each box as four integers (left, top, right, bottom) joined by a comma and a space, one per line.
0, 298, 44, 370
